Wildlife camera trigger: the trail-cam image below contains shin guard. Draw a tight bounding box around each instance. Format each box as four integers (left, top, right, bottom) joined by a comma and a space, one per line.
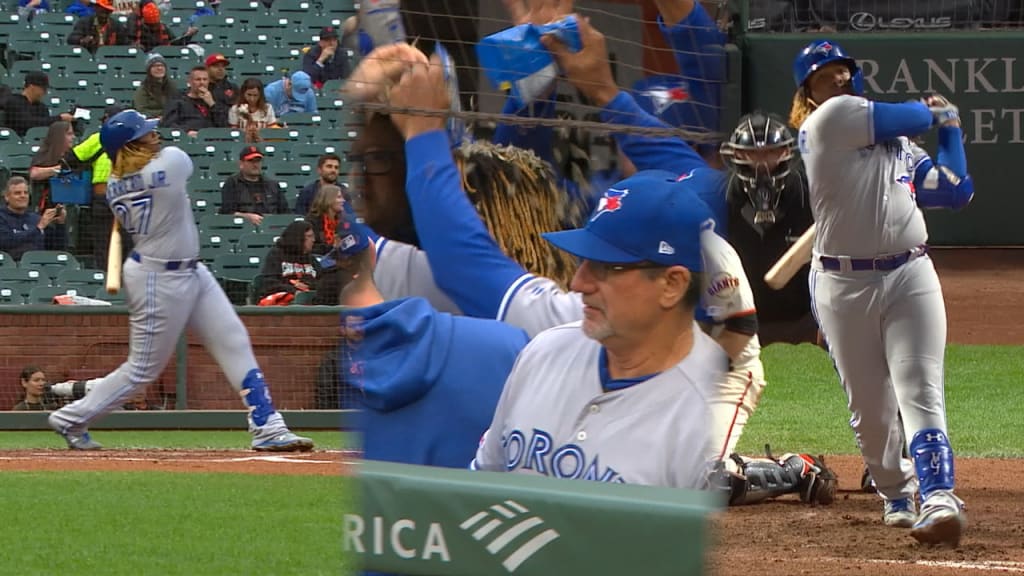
910, 428, 955, 499
240, 369, 276, 427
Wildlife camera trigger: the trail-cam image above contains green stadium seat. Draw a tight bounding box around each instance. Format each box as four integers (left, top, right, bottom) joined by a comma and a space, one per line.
257, 213, 305, 233
55, 268, 106, 288
20, 251, 80, 279
200, 228, 235, 251
199, 213, 258, 237
0, 266, 46, 283
72, 93, 123, 111
320, 78, 345, 96
93, 286, 126, 304
0, 286, 24, 304
286, 143, 343, 162
34, 12, 77, 28
237, 232, 280, 254
0, 155, 32, 174
0, 128, 17, 143
0, 141, 34, 159
0, 251, 14, 268
157, 127, 186, 142
231, 60, 277, 78
27, 285, 88, 304
292, 290, 317, 305
211, 252, 264, 304
269, 160, 315, 179
6, 28, 57, 59
49, 75, 96, 93
195, 128, 244, 143
9, 59, 56, 80
191, 196, 215, 218
199, 244, 231, 263
218, 0, 269, 15
43, 44, 91, 59
207, 160, 241, 179
198, 14, 242, 30
95, 45, 144, 60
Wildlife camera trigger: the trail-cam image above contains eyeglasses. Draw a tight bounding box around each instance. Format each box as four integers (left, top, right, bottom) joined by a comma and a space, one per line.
346, 151, 402, 176
582, 260, 666, 281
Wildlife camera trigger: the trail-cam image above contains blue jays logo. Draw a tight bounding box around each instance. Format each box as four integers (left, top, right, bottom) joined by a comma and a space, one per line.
676, 170, 696, 183
897, 174, 916, 197
814, 41, 833, 55
640, 84, 690, 115
591, 188, 628, 221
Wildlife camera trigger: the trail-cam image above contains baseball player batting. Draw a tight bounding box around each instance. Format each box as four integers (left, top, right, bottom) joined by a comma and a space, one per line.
47, 110, 313, 452
790, 40, 973, 546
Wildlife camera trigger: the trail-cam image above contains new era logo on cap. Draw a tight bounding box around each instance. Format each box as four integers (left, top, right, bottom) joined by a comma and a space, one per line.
658, 241, 675, 255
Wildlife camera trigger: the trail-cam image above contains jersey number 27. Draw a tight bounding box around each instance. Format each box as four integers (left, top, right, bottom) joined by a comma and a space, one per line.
113, 195, 153, 236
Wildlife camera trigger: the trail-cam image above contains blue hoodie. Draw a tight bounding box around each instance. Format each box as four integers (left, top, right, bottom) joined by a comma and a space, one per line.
345, 297, 528, 469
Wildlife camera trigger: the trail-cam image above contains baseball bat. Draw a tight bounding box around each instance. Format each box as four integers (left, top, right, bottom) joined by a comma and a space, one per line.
105, 220, 123, 294
764, 223, 816, 290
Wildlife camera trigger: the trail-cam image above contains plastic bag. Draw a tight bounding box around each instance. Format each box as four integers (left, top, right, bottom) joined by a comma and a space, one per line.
476, 16, 582, 108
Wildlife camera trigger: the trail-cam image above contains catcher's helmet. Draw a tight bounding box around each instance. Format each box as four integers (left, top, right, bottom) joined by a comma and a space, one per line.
720, 111, 796, 226
100, 109, 159, 157
792, 39, 863, 95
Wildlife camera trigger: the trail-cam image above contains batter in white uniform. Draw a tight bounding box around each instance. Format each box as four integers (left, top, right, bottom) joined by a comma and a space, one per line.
791, 40, 973, 546
48, 110, 314, 452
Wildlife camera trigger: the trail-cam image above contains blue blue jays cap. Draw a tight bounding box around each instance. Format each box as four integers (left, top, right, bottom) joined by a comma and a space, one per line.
320, 211, 372, 269
542, 170, 712, 272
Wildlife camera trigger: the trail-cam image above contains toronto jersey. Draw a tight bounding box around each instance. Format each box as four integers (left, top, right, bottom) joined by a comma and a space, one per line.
105, 147, 198, 261
798, 95, 929, 257
471, 322, 726, 488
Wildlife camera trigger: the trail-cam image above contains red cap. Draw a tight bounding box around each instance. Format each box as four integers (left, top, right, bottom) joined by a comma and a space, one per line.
239, 146, 263, 161
205, 53, 230, 68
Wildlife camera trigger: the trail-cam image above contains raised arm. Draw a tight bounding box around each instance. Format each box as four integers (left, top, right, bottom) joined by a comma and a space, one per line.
910, 96, 973, 211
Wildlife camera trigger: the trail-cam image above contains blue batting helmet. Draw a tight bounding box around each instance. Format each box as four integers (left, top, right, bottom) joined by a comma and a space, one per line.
99, 109, 160, 157
792, 40, 864, 95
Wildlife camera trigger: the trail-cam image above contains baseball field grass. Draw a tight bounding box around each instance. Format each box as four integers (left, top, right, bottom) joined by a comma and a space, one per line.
1, 343, 1019, 576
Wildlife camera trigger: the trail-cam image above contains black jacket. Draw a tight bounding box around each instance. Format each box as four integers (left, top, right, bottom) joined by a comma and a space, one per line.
302, 44, 349, 88
218, 173, 288, 215
160, 92, 228, 131
4, 94, 62, 136
258, 246, 319, 297
0, 205, 67, 260
66, 16, 128, 52
209, 78, 238, 110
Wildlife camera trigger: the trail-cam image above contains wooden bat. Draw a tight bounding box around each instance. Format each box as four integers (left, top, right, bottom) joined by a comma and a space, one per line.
105, 220, 122, 294
764, 223, 816, 290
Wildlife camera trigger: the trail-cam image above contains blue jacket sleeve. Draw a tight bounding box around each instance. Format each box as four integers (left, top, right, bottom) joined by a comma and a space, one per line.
492, 95, 557, 168
599, 91, 707, 176
657, 6, 726, 133
405, 130, 529, 319
937, 125, 967, 177
912, 126, 973, 211
872, 102, 934, 142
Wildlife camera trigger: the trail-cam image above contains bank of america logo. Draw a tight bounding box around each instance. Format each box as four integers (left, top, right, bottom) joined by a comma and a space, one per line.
459, 500, 560, 573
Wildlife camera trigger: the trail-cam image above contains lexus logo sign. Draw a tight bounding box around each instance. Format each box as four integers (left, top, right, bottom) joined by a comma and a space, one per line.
849, 12, 953, 31
850, 12, 876, 31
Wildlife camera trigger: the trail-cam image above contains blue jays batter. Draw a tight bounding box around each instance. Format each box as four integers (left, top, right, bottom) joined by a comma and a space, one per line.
790, 40, 973, 546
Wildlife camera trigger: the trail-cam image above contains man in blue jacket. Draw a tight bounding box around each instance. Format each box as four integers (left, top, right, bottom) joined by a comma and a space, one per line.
334, 210, 530, 470
0, 176, 66, 261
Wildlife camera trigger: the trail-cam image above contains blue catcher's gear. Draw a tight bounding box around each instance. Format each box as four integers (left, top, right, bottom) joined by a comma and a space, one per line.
792, 40, 864, 95
99, 109, 159, 158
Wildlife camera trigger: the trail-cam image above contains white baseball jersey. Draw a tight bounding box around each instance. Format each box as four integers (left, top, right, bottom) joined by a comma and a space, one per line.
373, 238, 461, 315
471, 322, 727, 487
798, 95, 929, 257
105, 146, 199, 260
698, 228, 761, 373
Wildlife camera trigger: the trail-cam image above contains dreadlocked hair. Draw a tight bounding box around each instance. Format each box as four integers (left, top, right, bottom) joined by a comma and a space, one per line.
789, 87, 816, 130
453, 140, 586, 290
111, 141, 158, 178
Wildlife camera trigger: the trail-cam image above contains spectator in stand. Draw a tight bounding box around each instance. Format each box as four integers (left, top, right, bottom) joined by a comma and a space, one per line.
133, 53, 177, 119
12, 367, 60, 411
302, 25, 348, 90
64, 0, 93, 18
160, 65, 229, 135
17, 0, 50, 17
305, 183, 344, 255
68, 105, 129, 268
294, 153, 341, 215
67, 0, 128, 53
0, 177, 66, 261
5, 71, 74, 137
228, 78, 278, 144
129, 2, 198, 52
264, 71, 318, 118
257, 220, 319, 304
122, 389, 162, 410
29, 121, 75, 212
205, 53, 238, 110
219, 146, 289, 226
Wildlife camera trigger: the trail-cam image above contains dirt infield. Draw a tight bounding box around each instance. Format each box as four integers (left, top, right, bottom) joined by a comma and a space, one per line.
0, 449, 355, 476
933, 248, 1024, 345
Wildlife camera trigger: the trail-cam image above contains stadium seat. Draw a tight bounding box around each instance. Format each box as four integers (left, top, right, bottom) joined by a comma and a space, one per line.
258, 127, 303, 143
9, 59, 56, 80
200, 228, 236, 252
211, 253, 264, 304
292, 290, 317, 305
0, 251, 14, 268
207, 160, 241, 179
219, 0, 268, 14
43, 44, 91, 59
47, 75, 95, 93
320, 78, 345, 95
237, 232, 280, 254
157, 127, 186, 142
0, 266, 46, 283
287, 143, 342, 162
257, 213, 305, 233
231, 60, 277, 78
20, 251, 81, 279
55, 268, 106, 288
0, 286, 24, 304
191, 197, 215, 218
199, 213, 258, 237
199, 244, 232, 263
0, 128, 17, 143
27, 285, 86, 304
93, 286, 126, 304
96, 45, 145, 60
195, 128, 244, 143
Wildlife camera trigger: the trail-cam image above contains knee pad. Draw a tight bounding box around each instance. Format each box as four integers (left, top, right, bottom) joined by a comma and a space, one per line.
241, 369, 276, 427
910, 428, 955, 498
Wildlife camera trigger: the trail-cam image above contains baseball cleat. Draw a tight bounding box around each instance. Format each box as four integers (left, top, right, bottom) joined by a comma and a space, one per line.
883, 497, 917, 528
251, 431, 315, 452
48, 413, 103, 451
911, 490, 966, 548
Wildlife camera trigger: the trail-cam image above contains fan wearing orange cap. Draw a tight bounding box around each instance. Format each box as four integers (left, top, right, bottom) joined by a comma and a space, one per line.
130, 1, 198, 52
66, 0, 128, 53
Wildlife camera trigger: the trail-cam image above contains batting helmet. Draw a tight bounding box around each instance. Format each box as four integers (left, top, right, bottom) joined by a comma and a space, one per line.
99, 109, 159, 157
792, 40, 864, 95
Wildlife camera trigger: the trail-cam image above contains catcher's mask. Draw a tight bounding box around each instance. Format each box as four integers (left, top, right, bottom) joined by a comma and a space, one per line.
720, 111, 796, 227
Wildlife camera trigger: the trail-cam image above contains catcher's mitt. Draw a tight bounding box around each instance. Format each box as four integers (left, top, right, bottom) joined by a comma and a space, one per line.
799, 453, 839, 506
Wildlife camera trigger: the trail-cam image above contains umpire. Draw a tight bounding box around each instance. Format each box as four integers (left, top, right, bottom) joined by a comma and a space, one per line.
720, 111, 817, 345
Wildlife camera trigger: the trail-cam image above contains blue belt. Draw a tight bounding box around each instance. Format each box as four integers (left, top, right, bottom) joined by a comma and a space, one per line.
819, 245, 928, 272
130, 251, 199, 271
